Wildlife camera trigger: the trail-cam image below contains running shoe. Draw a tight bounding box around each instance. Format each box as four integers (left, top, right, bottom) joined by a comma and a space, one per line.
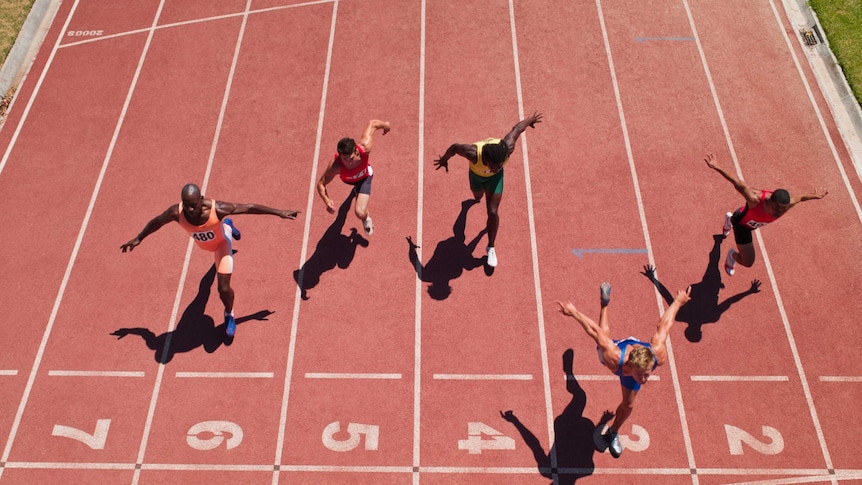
225, 313, 236, 337
486, 247, 497, 267
225, 218, 241, 240
600, 282, 612, 307
606, 430, 623, 458
363, 216, 374, 236
724, 248, 737, 276
722, 212, 733, 237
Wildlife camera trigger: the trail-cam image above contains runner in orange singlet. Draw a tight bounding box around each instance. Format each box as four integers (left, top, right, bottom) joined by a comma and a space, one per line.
121, 183, 299, 337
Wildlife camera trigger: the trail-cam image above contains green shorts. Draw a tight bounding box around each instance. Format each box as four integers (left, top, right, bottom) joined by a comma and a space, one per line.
469, 169, 504, 195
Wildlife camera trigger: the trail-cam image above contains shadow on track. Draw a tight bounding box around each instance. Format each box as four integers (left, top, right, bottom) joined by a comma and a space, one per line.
500, 349, 607, 484
110, 264, 274, 363
406, 199, 487, 300
641, 234, 761, 342
294, 190, 368, 300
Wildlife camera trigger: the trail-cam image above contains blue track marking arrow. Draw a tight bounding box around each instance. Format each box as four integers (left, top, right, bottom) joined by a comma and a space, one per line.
635, 36, 695, 43
571, 248, 649, 259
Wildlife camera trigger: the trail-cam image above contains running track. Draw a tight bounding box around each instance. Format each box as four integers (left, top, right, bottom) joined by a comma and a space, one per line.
0, 1, 861, 484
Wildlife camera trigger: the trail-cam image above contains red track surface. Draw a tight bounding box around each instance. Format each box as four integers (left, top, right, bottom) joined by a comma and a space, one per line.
0, 0, 860, 483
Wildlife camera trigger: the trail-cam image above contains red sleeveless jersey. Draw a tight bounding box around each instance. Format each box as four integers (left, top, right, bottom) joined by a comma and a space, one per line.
335, 144, 372, 183
738, 190, 780, 229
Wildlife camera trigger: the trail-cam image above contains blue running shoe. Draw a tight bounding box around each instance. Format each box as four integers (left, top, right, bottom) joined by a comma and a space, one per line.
225, 218, 241, 240
225, 313, 236, 337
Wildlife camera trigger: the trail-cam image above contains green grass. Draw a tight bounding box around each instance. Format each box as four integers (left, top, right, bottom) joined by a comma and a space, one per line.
0, 0, 34, 64
809, 0, 862, 107
0, 0, 33, 115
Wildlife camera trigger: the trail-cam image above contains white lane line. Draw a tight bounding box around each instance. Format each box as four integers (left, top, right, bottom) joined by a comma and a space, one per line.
506, 0, 556, 474
595, 0, 698, 478
305, 373, 401, 379
683, 0, 834, 473
132, 2, 250, 484
48, 371, 145, 377
690, 375, 788, 382
433, 374, 532, 380
0, 1, 159, 479
274, 2, 338, 483
413, 2, 426, 484
0, 370, 19, 376
819, 376, 862, 382
0, 1, 79, 176
771, 1, 862, 225
59, 0, 336, 49
567, 375, 660, 382
175, 372, 273, 378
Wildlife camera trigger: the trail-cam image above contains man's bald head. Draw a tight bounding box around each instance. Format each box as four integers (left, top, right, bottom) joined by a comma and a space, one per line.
181, 183, 201, 204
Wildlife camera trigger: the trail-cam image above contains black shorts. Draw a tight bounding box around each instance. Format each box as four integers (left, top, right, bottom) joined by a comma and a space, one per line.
731, 207, 754, 245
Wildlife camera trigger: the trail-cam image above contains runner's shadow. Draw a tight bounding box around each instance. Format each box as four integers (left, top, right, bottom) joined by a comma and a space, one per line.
499, 349, 599, 484
294, 191, 368, 300
110, 264, 275, 363
406, 199, 487, 300
641, 234, 762, 342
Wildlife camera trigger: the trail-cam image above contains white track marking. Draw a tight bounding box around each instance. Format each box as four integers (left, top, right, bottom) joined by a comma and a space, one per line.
568, 375, 660, 382
772, 1, 862, 224
412, 3, 427, 484
506, 0, 556, 477
305, 373, 401, 379
48, 371, 145, 377
58, 0, 336, 49
273, 2, 338, 483
0, 1, 80, 177
131, 1, 249, 483
682, 0, 834, 474
433, 374, 532, 380
819, 376, 862, 382
175, 372, 273, 378
0, 370, 19, 376
690, 376, 788, 382
595, 0, 698, 480
0, 1, 162, 480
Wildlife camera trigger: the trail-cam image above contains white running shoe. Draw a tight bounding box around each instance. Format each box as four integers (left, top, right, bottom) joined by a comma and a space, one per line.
725, 248, 737, 276
722, 212, 733, 236
486, 247, 497, 267
363, 216, 374, 236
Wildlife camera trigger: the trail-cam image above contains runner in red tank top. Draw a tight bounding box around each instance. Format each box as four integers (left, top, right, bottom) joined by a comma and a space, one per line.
121, 183, 299, 338
316, 119, 391, 237
703, 153, 828, 275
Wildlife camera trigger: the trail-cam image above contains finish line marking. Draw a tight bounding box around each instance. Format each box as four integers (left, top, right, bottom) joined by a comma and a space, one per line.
571, 248, 648, 258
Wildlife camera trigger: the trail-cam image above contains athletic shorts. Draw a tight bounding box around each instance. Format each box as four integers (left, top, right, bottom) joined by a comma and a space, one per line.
469, 169, 504, 195
731, 208, 754, 245
349, 173, 373, 195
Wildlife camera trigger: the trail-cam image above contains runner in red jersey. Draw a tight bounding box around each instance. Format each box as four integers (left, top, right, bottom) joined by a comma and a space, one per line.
121, 183, 299, 337
703, 153, 828, 275
317, 119, 391, 236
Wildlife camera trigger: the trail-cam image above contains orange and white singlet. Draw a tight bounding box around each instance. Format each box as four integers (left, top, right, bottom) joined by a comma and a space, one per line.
177, 199, 230, 252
